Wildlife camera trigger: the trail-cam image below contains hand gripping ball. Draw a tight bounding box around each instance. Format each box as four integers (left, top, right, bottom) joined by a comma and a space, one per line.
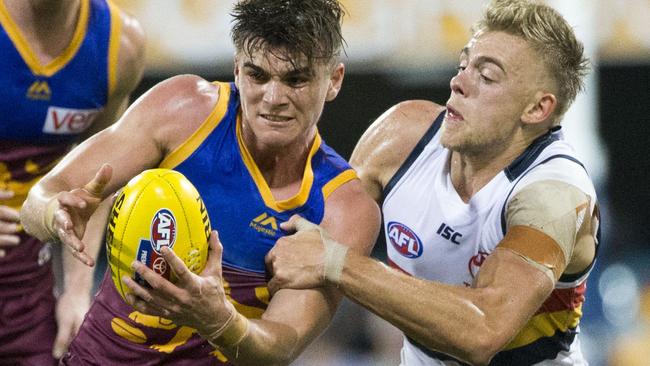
106, 169, 211, 301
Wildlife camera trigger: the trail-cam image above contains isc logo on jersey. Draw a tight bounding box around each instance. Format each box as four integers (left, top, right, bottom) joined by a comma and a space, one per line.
387, 221, 423, 258
106, 169, 211, 301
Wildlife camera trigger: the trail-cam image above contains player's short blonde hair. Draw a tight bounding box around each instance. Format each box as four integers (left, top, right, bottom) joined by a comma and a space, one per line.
474, 0, 590, 124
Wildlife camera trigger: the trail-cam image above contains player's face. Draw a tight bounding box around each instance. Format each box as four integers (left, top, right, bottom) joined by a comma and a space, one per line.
441, 31, 545, 155
234, 48, 344, 150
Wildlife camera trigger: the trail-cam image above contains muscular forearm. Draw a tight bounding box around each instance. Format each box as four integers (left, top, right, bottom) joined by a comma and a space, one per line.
209, 288, 335, 366
213, 317, 301, 366
337, 254, 509, 365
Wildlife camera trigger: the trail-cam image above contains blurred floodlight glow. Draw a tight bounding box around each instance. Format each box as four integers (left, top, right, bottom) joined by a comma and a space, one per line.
598, 264, 640, 328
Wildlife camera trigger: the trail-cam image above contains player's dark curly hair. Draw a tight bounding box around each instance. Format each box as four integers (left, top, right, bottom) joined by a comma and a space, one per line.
231, 0, 345, 66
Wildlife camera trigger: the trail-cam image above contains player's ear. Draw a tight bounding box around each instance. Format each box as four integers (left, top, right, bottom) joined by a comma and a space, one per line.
233, 54, 241, 88
521, 91, 557, 125
326, 62, 345, 102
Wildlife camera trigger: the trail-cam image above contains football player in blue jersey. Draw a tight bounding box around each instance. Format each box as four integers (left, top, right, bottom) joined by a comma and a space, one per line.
266, 1, 599, 365
20, 0, 379, 365
0, 0, 145, 363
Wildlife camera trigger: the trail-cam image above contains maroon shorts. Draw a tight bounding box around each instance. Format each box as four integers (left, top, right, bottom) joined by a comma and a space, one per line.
0, 284, 57, 365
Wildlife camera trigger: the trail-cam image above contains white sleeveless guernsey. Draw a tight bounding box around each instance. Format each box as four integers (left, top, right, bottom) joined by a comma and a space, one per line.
383, 112, 597, 366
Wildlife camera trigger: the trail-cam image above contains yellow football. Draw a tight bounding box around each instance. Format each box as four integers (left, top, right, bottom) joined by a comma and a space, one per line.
106, 169, 211, 301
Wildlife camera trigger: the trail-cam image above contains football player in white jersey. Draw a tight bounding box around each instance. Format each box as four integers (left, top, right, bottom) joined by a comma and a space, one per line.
267, 0, 599, 365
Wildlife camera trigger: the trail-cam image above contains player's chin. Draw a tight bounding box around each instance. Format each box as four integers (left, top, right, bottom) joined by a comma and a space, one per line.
257, 127, 303, 147
439, 130, 458, 150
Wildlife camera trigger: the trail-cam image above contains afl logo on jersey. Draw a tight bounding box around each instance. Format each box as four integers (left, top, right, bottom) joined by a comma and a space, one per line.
151, 209, 176, 252
387, 221, 423, 258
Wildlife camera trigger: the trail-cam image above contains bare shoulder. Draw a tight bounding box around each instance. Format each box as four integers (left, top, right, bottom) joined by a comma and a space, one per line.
350, 100, 445, 200
320, 178, 381, 256
116, 75, 221, 152
112, 6, 146, 95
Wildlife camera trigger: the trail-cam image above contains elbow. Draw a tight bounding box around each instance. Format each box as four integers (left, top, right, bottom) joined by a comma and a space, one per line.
460, 329, 508, 366
19, 195, 38, 238
19, 190, 50, 242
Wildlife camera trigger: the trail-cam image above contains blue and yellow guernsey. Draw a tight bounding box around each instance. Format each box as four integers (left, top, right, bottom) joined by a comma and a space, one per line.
0, 0, 121, 296
66, 82, 357, 365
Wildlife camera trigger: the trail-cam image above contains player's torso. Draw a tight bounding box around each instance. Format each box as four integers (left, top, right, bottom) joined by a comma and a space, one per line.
0, 0, 118, 295
383, 113, 505, 286
80, 82, 356, 364
383, 116, 597, 365
0, 0, 116, 143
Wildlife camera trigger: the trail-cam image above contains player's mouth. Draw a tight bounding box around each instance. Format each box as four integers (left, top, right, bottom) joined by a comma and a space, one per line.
445, 105, 464, 122
261, 114, 293, 123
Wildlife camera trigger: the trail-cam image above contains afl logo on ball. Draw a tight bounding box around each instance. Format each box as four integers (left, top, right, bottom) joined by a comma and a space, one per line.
151, 209, 176, 252
387, 221, 423, 258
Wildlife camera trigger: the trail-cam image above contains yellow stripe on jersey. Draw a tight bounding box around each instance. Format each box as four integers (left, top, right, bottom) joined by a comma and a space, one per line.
160, 82, 231, 169
106, 0, 122, 96
237, 122, 320, 212
0, 0, 90, 76
322, 169, 357, 199
504, 304, 583, 350
222, 279, 267, 319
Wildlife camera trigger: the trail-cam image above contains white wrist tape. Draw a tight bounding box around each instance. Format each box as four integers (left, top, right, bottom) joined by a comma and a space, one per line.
291, 216, 349, 285
322, 233, 348, 285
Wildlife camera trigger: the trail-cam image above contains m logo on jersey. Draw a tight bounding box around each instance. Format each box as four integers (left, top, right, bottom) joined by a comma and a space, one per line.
150, 209, 176, 252
387, 221, 423, 258
26, 80, 51, 100
42, 106, 101, 135
249, 212, 279, 236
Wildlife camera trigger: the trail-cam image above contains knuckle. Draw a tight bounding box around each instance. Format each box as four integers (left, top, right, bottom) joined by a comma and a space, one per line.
148, 279, 162, 291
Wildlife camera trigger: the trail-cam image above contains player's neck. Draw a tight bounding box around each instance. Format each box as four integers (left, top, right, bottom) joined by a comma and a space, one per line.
449, 143, 526, 202
244, 134, 313, 191
3, 0, 81, 60
4, 0, 80, 22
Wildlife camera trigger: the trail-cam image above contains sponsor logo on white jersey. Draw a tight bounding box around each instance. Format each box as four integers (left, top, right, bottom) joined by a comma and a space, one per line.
42, 106, 102, 134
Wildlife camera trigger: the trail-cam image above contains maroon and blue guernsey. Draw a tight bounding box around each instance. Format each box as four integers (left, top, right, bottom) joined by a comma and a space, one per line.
0, 0, 121, 363
63, 82, 357, 365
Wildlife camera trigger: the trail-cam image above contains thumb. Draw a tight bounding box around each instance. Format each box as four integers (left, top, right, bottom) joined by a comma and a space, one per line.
201, 230, 223, 277
83, 163, 112, 197
280, 214, 319, 232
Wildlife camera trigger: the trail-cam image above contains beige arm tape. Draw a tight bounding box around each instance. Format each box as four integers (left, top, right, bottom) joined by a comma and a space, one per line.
293, 217, 349, 285
43, 198, 60, 240
503, 180, 591, 281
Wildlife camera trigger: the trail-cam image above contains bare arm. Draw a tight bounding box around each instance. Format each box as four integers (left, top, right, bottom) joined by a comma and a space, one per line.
350, 100, 444, 201
79, 7, 146, 140
20, 76, 220, 263
329, 179, 597, 365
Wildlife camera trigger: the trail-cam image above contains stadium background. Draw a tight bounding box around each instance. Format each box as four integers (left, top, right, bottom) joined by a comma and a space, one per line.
98, 1, 650, 364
